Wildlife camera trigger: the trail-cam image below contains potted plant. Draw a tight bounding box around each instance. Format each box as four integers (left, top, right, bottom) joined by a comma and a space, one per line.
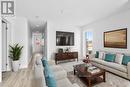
9, 44, 23, 72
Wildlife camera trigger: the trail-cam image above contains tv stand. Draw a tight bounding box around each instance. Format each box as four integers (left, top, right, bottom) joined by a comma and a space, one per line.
55, 52, 78, 64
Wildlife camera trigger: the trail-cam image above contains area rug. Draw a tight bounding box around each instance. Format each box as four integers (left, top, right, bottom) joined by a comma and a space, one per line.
67, 71, 130, 87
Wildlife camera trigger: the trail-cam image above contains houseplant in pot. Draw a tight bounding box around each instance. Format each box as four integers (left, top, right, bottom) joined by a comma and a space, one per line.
9, 44, 23, 72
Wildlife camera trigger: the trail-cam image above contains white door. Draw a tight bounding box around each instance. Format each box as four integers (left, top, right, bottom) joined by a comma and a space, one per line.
2, 21, 8, 71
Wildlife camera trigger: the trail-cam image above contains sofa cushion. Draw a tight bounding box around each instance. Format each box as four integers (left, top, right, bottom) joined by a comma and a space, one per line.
36, 57, 42, 65
91, 58, 127, 73
95, 51, 99, 58
122, 55, 130, 65
57, 78, 72, 87
50, 65, 67, 80
51, 65, 64, 72
34, 64, 44, 78
53, 69, 67, 80
105, 54, 116, 62
104, 62, 127, 73
115, 53, 124, 64
34, 64, 46, 86
91, 58, 110, 68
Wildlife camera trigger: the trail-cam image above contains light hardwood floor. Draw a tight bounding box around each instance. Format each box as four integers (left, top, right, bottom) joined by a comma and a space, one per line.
1, 56, 130, 87
0, 56, 38, 87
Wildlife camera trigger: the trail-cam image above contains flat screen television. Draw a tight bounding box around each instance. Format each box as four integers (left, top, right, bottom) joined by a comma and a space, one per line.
104, 28, 127, 48
56, 31, 74, 46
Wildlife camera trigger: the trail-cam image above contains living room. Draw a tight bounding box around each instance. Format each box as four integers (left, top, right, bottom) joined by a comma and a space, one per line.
0, 0, 130, 87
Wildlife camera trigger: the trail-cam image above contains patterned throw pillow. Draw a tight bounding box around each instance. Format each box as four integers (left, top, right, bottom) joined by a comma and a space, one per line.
99, 51, 105, 60
115, 53, 124, 64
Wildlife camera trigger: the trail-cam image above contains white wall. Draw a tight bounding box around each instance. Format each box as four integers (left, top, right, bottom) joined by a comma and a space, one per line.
0, 15, 2, 82
47, 22, 81, 60
82, 9, 130, 57
43, 22, 47, 58
12, 17, 29, 68
27, 21, 32, 63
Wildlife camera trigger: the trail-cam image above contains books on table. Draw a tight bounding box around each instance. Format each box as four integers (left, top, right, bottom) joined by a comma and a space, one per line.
87, 66, 100, 74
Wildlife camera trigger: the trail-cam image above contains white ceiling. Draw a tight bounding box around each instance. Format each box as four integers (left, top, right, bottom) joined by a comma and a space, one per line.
28, 17, 47, 32
16, 0, 128, 26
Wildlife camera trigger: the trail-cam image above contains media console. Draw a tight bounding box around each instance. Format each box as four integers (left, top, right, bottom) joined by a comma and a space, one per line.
55, 52, 78, 64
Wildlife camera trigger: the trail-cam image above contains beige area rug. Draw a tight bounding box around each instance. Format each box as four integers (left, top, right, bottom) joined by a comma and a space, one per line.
59, 60, 130, 87
67, 71, 130, 87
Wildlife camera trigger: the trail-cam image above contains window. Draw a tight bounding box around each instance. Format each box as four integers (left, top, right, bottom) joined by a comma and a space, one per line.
85, 32, 93, 54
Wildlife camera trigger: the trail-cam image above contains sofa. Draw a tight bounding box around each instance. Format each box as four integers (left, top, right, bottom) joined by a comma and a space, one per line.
90, 51, 130, 80
34, 57, 80, 87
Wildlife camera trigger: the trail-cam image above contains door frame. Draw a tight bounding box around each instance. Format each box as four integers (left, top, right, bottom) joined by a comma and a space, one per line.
82, 29, 93, 58
2, 18, 11, 72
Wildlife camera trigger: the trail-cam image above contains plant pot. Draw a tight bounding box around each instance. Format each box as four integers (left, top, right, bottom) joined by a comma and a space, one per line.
12, 60, 20, 72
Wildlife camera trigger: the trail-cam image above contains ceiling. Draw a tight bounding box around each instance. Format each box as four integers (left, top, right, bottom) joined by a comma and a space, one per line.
16, 0, 128, 26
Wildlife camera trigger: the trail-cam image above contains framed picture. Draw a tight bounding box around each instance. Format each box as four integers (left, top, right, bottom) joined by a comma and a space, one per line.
104, 28, 127, 48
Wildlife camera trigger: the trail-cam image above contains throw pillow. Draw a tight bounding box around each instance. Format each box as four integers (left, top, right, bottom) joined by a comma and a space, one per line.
44, 65, 57, 87
122, 55, 130, 65
99, 51, 105, 60
115, 53, 124, 64
46, 76, 57, 87
44, 65, 54, 77
105, 54, 116, 62
41, 59, 48, 67
95, 51, 99, 58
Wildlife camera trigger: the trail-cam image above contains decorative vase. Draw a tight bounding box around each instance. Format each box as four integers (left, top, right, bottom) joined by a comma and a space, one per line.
12, 60, 20, 72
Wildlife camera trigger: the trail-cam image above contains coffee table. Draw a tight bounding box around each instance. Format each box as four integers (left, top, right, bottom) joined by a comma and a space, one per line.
73, 64, 106, 87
